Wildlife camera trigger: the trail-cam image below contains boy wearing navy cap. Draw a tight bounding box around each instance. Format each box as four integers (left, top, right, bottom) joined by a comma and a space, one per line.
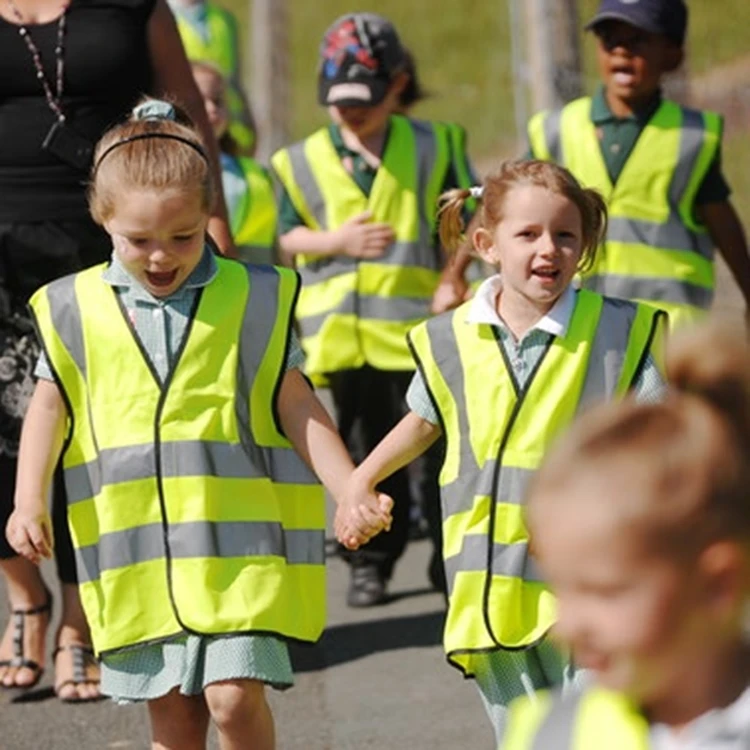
527, 0, 750, 330
271, 13, 475, 607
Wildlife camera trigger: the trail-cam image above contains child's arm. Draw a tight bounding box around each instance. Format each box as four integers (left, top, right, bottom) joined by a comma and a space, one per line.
340, 411, 442, 550
278, 211, 395, 260
277, 369, 393, 545
6, 379, 67, 564
698, 200, 750, 323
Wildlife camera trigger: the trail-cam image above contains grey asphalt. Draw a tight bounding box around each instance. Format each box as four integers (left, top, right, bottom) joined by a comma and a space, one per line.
0, 535, 493, 750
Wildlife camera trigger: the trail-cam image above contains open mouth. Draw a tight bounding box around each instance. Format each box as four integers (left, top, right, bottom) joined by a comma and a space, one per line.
145, 269, 179, 288
532, 268, 560, 282
611, 66, 636, 86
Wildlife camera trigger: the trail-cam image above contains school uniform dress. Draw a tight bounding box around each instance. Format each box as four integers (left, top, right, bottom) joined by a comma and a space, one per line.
406, 275, 665, 743
34, 249, 315, 701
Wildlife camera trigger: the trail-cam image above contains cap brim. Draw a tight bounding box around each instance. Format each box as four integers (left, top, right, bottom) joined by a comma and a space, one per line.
318, 77, 389, 107
585, 11, 661, 35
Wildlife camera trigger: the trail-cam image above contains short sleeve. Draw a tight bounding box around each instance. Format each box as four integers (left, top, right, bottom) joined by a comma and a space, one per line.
632, 354, 666, 403
694, 145, 731, 205
405, 370, 440, 424
275, 183, 307, 236
34, 350, 55, 381
284, 330, 305, 371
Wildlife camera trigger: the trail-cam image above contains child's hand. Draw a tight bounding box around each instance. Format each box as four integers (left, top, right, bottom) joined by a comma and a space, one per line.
334, 482, 394, 550
335, 211, 395, 259
6, 505, 53, 565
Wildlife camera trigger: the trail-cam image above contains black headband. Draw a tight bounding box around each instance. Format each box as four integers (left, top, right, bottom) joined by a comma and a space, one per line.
93, 132, 208, 174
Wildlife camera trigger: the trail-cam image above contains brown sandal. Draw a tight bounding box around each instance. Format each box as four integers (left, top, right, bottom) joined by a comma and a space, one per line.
53, 643, 102, 703
0, 588, 52, 691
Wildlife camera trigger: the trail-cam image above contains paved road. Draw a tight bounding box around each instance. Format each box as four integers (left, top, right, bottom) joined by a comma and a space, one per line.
0, 536, 493, 750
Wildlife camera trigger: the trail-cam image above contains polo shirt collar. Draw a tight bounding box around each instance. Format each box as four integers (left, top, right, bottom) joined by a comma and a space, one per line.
591, 85, 663, 124
465, 274, 576, 339
101, 244, 218, 301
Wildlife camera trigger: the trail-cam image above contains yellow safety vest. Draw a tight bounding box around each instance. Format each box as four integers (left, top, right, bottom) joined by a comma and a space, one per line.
30, 261, 326, 656
271, 115, 452, 376
503, 687, 651, 750
176, 4, 255, 152
228, 155, 277, 264
408, 291, 665, 675
528, 97, 722, 329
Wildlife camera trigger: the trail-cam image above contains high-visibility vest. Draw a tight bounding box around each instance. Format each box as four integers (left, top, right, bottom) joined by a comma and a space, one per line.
176, 4, 255, 152
528, 97, 722, 329
502, 687, 651, 750
228, 155, 277, 261
30, 261, 326, 656
408, 290, 665, 675
271, 115, 452, 376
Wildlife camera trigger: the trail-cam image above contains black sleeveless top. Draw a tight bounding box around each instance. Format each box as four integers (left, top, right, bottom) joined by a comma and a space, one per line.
0, 0, 157, 221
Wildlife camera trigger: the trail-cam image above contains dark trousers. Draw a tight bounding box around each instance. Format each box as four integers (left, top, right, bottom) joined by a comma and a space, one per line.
0, 219, 111, 583
329, 365, 442, 581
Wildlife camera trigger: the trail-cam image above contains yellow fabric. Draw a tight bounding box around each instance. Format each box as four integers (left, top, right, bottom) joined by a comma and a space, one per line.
31, 261, 325, 655
529, 97, 722, 329
233, 156, 277, 251
271, 116, 451, 375
503, 688, 651, 750
409, 291, 662, 675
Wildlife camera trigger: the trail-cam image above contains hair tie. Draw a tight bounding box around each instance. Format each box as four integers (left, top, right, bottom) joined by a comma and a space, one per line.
132, 99, 177, 122
469, 185, 484, 200
92, 134, 208, 175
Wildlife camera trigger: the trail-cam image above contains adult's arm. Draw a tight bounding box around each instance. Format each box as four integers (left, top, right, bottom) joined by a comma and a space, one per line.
147, 0, 235, 256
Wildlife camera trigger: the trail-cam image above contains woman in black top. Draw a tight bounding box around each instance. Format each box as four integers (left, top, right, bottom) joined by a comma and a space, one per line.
0, 0, 231, 700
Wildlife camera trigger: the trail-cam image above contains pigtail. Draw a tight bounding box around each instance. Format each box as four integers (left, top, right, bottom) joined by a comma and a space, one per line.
438, 187, 475, 252
577, 187, 608, 274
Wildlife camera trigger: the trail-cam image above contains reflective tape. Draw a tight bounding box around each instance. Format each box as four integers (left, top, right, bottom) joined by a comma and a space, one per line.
45, 277, 87, 376
298, 292, 432, 337
74, 521, 325, 583
608, 216, 713, 259
444, 537, 545, 594
65, 439, 318, 505
286, 141, 327, 229
543, 109, 562, 163
584, 274, 713, 309
670, 109, 707, 206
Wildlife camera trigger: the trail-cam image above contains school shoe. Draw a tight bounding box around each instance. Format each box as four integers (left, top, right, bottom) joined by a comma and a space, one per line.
347, 564, 388, 607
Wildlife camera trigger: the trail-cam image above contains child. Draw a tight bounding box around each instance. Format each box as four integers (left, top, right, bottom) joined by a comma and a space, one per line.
5, 99, 390, 750
527, 0, 750, 330
336, 159, 668, 743
502, 322, 750, 748
192, 61, 277, 265
271, 12, 476, 607
169, 0, 256, 154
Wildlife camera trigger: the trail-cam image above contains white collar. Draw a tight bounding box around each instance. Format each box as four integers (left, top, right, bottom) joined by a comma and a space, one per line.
465, 274, 576, 338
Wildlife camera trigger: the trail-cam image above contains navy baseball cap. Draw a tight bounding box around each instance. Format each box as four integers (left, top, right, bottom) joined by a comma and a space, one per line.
318, 13, 406, 107
586, 0, 688, 46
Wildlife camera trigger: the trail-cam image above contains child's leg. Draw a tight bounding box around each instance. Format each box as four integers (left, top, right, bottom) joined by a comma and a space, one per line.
204, 678, 274, 750
472, 641, 569, 746
148, 687, 210, 750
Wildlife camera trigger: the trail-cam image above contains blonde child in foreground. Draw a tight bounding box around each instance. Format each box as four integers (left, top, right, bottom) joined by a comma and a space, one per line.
6, 99, 390, 750
336, 159, 668, 743
503, 322, 750, 749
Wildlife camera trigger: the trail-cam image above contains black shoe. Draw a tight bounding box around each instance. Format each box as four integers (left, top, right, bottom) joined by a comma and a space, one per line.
347, 565, 388, 608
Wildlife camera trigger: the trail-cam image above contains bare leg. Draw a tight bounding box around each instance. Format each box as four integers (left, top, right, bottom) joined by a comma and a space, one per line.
148, 687, 211, 750
204, 679, 275, 750
54, 582, 101, 700
0, 556, 50, 687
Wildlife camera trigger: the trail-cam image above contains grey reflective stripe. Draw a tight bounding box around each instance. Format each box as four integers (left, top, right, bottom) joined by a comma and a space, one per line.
670, 109, 707, 208
286, 141, 327, 229
65, 439, 317, 504
441, 462, 534, 519
297, 257, 356, 286
584, 274, 713, 309
444, 537, 544, 595
608, 216, 713, 260
576, 297, 638, 413
543, 109, 562, 162
531, 692, 582, 750
74, 521, 325, 584
414, 120, 439, 267
45, 275, 87, 378
298, 292, 431, 338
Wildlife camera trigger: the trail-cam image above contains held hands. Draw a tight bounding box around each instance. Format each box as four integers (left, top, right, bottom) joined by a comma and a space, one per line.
334, 474, 394, 550
6, 504, 53, 565
334, 211, 395, 260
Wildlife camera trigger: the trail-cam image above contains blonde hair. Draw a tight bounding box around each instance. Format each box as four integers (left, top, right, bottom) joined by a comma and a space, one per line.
527, 321, 750, 558
88, 98, 215, 225
438, 160, 608, 273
